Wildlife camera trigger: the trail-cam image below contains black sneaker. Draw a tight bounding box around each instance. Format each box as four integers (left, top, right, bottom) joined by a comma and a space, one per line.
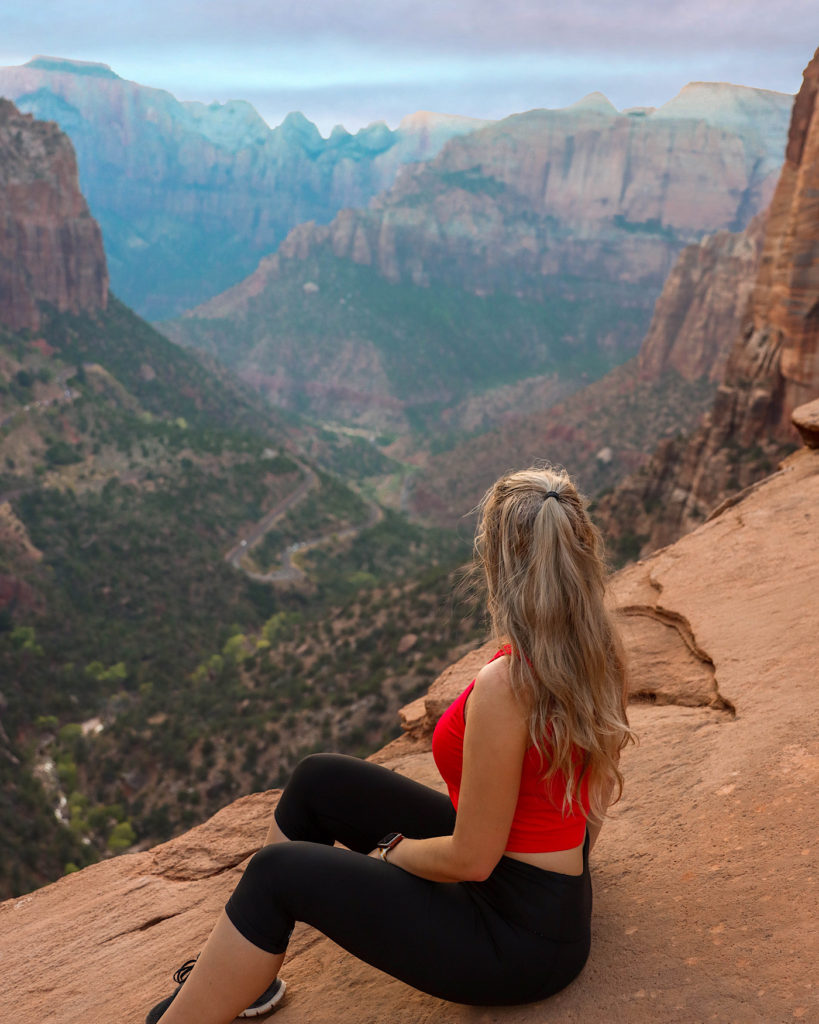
145, 958, 286, 1023
238, 977, 286, 1018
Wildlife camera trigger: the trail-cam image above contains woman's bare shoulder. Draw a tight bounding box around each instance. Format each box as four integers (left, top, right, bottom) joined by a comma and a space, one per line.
470, 654, 526, 724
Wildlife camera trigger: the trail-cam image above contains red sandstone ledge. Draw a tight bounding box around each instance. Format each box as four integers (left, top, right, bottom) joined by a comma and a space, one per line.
793, 397, 819, 448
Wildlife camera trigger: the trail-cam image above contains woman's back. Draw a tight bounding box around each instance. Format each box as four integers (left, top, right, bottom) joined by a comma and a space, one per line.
433, 649, 590, 876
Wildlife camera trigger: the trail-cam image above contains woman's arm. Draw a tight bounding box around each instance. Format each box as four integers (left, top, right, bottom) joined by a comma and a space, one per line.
586, 775, 615, 852
384, 657, 529, 882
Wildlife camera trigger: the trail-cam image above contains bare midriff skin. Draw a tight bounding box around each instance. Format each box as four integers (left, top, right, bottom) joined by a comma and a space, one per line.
504, 841, 585, 876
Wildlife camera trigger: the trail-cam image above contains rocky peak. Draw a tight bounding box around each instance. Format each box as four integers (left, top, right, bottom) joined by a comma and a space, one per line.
397, 110, 490, 134
182, 98, 270, 151
0, 98, 107, 331
568, 91, 620, 116
353, 119, 395, 154
276, 111, 325, 153
24, 55, 120, 79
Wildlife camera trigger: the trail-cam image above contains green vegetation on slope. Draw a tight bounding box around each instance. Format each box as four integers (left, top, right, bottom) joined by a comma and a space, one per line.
0, 299, 480, 899
171, 253, 651, 430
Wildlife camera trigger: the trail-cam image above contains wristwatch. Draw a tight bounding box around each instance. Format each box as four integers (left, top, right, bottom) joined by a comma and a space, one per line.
377, 832, 404, 862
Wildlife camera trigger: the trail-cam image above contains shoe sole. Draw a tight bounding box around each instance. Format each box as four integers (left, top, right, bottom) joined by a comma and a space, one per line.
238, 979, 287, 1018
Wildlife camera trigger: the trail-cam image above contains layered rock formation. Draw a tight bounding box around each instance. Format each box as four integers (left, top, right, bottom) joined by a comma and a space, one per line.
636, 214, 766, 383
213, 80, 789, 304
793, 395, 819, 446
0, 98, 107, 330
598, 47, 819, 555
0, 58, 487, 317
407, 210, 770, 529
167, 82, 790, 430
4, 437, 817, 1024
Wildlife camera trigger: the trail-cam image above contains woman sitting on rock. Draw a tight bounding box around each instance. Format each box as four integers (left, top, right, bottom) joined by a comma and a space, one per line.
146, 465, 634, 1022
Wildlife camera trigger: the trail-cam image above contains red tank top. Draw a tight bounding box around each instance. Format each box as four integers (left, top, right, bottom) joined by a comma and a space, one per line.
431, 648, 590, 853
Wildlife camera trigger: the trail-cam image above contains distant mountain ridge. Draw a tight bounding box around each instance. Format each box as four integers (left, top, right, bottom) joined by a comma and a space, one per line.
164, 81, 791, 434
0, 57, 488, 318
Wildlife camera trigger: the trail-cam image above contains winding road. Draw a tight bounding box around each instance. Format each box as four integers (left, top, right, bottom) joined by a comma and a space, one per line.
224, 460, 319, 571
225, 459, 383, 584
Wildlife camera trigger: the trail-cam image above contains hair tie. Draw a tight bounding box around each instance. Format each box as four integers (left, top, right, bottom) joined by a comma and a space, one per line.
544, 491, 561, 500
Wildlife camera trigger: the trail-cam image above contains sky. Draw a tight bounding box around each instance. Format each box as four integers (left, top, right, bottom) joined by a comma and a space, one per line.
3, 1, 819, 134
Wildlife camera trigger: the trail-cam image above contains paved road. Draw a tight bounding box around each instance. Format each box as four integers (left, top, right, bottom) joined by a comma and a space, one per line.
224, 461, 319, 570
225, 458, 383, 585
250, 497, 384, 584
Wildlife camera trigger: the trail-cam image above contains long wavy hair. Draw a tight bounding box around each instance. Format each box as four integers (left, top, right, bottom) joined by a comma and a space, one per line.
474, 465, 634, 820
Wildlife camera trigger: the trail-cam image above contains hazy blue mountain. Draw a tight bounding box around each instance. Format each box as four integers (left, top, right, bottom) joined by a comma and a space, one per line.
164, 83, 792, 435
0, 57, 488, 318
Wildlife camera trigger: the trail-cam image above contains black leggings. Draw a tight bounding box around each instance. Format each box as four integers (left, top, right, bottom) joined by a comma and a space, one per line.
225, 754, 592, 1006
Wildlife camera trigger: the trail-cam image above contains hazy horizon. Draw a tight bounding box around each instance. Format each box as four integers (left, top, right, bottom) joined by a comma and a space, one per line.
3, 1, 819, 134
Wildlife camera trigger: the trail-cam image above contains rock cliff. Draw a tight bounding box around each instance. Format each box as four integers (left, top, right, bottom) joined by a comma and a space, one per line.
636, 214, 766, 383
223, 80, 789, 302
0, 98, 107, 330
167, 82, 790, 431
0, 58, 487, 317
408, 212, 768, 529
597, 47, 819, 555
4, 434, 817, 1024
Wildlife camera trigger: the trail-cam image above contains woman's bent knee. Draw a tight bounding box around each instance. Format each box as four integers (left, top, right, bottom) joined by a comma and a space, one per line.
288, 752, 347, 788
226, 842, 307, 954
275, 753, 356, 844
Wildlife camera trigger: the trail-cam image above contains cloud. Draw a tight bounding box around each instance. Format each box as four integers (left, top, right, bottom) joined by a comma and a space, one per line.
2, 1, 818, 131
6, 0, 819, 55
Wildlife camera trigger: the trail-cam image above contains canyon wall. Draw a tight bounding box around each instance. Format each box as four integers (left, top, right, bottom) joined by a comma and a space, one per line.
0, 98, 107, 331
167, 83, 790, 431
406, 217, 765, 529
0, 58, 487, 317
597, 47, 819, 556
636, 214, 766, 383
207, 82, 789, 309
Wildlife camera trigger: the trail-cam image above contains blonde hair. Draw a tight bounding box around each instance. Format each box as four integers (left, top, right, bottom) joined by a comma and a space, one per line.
474, 465, 634, 820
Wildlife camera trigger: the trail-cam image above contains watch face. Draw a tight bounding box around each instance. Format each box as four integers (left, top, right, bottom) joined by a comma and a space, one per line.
378, 832, 401, 849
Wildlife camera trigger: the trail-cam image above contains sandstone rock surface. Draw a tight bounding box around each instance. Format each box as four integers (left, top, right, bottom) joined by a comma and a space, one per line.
0, 98, 107, 331
792, 395, 819, 446
637, 215, 766, 383
4, 444, 818, 1024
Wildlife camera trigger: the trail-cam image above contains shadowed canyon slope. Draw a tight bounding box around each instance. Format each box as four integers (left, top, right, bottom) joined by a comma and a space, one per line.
163, 83, 790, 432
408, 213, 766, 531
635, 213, 767, 384
409, 56, 819, 540
0, 57, 487, 318
0, 98, 107, 331
598, 46, 819, 555
4, 431, 818, 1024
